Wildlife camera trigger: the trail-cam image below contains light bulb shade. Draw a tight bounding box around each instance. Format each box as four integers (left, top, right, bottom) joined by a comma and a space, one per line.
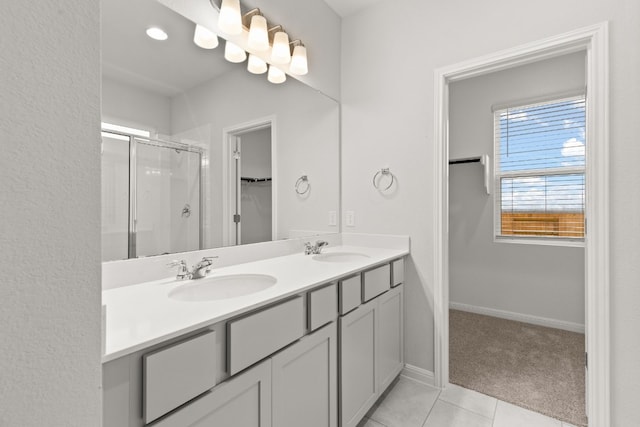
193, 24, 219, 49
247, 54, 268, 74
289, 45, 308, 75
267, 66, 286, 84
224, 41, 247, 63
271, 31, 291, 64
218, 0, 242, 35
247, 15, 269, 51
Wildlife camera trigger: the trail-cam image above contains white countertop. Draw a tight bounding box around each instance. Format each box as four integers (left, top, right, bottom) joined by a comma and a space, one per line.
102, 245, 408, 363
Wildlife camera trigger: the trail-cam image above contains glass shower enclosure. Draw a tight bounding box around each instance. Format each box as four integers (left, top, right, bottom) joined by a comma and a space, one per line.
101, 128, 204, 262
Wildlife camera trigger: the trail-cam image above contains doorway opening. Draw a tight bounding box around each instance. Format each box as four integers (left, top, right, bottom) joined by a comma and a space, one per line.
223, 117, 276, 246
433, 23, 610, 425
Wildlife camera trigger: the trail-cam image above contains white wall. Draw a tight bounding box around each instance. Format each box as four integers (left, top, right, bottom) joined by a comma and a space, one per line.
171, 70, 340, 248
0, 1, 102, 425
101, 76, 172, 135
341, 0, 640, 423
449, 53, 585, 326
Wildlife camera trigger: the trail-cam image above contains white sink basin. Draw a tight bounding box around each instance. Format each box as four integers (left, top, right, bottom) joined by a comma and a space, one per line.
312, 252, 371, 263
169, 274, 277, 302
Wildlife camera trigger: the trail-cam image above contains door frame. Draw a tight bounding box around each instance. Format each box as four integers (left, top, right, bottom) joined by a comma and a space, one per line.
432, 23, 610, 424
222, 116, 277, 246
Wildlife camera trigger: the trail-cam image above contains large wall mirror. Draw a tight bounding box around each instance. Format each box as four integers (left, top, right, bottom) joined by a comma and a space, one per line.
101, 0, 340, 262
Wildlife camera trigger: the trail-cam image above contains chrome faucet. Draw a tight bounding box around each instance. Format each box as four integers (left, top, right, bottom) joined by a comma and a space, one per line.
168, 256, 219, 280
304, 240, 329, 255
191, 256, 218, 279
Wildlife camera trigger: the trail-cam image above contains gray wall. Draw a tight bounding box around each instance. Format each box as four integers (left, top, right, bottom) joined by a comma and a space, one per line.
341, 0, 640, 423
101, 77, 172, 135
449, 53, 585, 327
0, 1, 102, 425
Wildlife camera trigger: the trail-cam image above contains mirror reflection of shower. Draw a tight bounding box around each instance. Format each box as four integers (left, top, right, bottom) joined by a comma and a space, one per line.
101, 123, 204, 261
229, 126, 272, 246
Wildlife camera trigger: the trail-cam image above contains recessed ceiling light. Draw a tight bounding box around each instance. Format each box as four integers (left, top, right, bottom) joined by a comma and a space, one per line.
146, 27, 168, 41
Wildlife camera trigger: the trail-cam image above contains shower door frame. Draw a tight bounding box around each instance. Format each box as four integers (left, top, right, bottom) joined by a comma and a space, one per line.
101, 129, 206, 259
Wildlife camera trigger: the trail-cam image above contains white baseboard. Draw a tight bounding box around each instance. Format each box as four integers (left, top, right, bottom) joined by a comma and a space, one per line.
450, 302, 585, 334
401, 364, 436, 387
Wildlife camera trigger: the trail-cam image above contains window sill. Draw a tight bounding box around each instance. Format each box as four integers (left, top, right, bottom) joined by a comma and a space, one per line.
494, 236, 585, 248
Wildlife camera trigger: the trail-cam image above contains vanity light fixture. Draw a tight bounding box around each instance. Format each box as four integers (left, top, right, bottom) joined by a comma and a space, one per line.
209, 0, 309, 80
193, 24, 219, 49
146, 27, 168, 41
289, 41, 308, 76
247, 12, 269, 52
267, 65, 286, 84
218, 0, 242, 35
247, 54, 268, 74
270, 31, 291, 65
224, 40, 247, 63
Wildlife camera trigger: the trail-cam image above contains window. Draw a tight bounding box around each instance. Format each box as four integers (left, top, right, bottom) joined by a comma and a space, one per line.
494, 94, 586, 243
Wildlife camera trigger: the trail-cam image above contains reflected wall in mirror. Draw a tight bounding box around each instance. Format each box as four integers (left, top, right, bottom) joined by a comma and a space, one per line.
101, 0, 340, 262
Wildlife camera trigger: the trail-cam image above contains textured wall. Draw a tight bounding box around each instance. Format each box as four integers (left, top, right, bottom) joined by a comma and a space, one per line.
0, 1, 102, 426
341, 0, 640, 423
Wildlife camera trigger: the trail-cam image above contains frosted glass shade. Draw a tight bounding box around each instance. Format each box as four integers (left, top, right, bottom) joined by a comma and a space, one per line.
224, 41, 246, 63
193, 24, 219, 49
271, 31, 291, 64
267, 66, 286, 84
247, 15, 269, 51
247, 54, 267, 74
289, 45, 308, 75
218, 0, 242, 35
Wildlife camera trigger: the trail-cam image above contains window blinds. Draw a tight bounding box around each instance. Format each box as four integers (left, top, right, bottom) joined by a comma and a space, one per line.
494, 95, 586, 239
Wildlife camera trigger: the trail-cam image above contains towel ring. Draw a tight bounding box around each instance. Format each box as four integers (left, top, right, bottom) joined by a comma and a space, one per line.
372, 168, 395, 191
295, 175, 310, 195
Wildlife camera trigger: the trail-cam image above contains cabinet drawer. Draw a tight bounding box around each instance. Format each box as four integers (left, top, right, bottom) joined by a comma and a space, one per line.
362, 264, 391, 302
143, 331, 216, 424
228, 296, 305, 376
339, 275, 361, 315
391, 258, 404, 287
308, 283, 337, 331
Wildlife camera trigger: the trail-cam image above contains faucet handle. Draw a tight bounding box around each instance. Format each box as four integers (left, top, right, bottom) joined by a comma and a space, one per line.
315, 240, 329, 247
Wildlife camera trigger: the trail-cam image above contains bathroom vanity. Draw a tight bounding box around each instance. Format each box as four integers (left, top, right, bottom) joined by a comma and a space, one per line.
102, 242, 407, 427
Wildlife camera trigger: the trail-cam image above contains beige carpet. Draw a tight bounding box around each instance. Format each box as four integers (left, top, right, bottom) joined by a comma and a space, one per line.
449, 309, 587, 426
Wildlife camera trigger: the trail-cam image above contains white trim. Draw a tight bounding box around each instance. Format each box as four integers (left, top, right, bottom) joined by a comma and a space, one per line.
222, 116, 277, 246
449, 302, 585, 334
493, 236, 585, 248
401, 364, 436, 387
433, 22, 610, 425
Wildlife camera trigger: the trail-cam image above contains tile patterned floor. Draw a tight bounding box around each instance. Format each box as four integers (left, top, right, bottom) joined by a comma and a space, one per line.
358, 377, 579, 427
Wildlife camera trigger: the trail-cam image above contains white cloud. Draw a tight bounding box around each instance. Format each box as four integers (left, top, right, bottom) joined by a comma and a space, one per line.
561, 138, 585, 157
508, 111, 528, 122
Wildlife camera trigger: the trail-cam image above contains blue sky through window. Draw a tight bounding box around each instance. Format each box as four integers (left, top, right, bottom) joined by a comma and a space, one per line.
497, 95, 586, 213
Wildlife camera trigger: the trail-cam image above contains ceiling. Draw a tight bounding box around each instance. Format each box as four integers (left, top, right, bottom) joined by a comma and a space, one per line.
102, 0, 236, 96
322, 0, 384, 17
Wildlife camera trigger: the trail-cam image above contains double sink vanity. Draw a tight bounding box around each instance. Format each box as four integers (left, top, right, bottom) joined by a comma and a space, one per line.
103, 236, 409, 427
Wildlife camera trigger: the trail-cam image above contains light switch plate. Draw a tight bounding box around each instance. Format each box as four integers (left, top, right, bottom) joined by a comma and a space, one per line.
345, 211, 355, 227
328, 211, 337, 226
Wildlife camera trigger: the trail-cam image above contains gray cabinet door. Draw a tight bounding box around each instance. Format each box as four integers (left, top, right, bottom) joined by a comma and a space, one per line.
339, 299, 377, 427
272, 322, 337, 427
376, 284, 404, 392
152, 359, 271, 427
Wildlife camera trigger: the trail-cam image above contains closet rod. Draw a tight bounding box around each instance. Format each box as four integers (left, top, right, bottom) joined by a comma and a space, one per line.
449, 157, 481, 165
